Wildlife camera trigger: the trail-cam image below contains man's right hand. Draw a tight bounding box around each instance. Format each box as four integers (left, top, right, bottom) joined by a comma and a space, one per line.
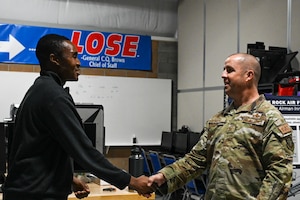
147, 172, 166, 187
129, 175, 155, 198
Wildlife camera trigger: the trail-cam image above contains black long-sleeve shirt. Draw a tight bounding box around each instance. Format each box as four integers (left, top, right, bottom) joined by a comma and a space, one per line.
3, 71, 131, 200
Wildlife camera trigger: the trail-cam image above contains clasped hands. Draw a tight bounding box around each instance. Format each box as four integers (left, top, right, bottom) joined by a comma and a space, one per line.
129, 173, 166, 198
72, 173, 166, 199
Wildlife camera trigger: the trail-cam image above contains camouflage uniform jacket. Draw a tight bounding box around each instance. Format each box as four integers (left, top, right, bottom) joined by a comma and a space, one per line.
159, 95, 294, 200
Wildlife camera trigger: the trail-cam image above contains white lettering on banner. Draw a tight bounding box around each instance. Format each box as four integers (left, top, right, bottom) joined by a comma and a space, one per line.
81, 55, 100, 61
277, 106, 300, 112
107, 63, 117, 68
89, 61, 101, 67
101, 56, 110, 62
271, 100, 286, 105
278, 107, 293, 111
82, 55, 126, 68
111, 57, 125, 63
287, 100, 296, 105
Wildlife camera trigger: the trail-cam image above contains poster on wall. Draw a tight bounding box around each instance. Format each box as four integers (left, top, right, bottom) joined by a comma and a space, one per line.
266, 95, 300, 166
0, 23, 152, 70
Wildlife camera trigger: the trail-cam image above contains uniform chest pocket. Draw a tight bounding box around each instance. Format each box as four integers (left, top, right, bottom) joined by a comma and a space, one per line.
207, 119, 226, 138
237, 112, 266, 133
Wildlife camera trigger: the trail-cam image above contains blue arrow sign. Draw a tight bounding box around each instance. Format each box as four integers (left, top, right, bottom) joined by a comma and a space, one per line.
0, 24, 152, 70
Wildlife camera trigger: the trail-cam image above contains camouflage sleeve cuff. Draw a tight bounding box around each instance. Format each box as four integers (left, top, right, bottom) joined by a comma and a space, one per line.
159, 166, 176, 181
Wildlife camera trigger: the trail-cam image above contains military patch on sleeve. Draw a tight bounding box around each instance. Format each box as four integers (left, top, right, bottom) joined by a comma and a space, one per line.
278, 123, 292, 135
286, 137, 294, 151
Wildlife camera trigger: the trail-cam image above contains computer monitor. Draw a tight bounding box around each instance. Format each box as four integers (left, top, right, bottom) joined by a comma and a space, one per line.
277, 52, 298, 75
173, 132, 188, 156
249, 49, 292, 84
74, 104, 105, 173
187, 132, 201, 152
160, 131, 174, 153
0, 123, 6, 184
247, 42, 265, 53
268, 46, 288, 54
75, 104, 105, 153
4, 121, 15, 172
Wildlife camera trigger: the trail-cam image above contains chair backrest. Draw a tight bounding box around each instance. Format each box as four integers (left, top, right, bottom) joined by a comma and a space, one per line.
162, 154, 177, 166
148, 150, 162, 173
186, 179, 206, 196
141, 148, 152, 176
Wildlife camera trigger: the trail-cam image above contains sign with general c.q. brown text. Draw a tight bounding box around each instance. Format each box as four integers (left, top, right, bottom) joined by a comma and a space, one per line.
0, 23, 151, 70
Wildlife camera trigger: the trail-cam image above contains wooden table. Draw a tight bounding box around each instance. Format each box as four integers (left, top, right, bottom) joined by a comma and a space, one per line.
68, 183, 155, 200
0, 183, 155, 200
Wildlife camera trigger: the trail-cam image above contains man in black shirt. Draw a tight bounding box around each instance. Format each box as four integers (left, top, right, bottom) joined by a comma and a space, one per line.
3, 34, 153, 200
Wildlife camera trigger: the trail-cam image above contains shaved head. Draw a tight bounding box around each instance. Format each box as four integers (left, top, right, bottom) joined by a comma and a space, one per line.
227, 53, 261, 85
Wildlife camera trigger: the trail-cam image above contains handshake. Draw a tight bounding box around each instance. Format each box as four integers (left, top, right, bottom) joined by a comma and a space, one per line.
129, 173, 166, 198
73, 173, 165, 199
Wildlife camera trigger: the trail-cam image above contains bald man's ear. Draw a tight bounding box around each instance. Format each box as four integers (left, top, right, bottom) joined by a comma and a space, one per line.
49, 53, 60, 66
246, 70, 254, 81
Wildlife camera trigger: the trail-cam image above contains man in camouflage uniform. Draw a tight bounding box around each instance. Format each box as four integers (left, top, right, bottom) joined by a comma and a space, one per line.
148, 53, 294, 199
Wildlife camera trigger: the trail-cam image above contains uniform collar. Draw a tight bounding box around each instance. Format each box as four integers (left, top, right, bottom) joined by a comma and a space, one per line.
223, 94, 265, 115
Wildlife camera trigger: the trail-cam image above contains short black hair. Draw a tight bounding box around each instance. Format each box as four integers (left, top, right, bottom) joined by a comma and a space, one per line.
35, 34, 70, 69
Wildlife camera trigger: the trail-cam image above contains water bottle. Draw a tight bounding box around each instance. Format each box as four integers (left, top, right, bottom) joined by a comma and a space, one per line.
128, 137, 144, 178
